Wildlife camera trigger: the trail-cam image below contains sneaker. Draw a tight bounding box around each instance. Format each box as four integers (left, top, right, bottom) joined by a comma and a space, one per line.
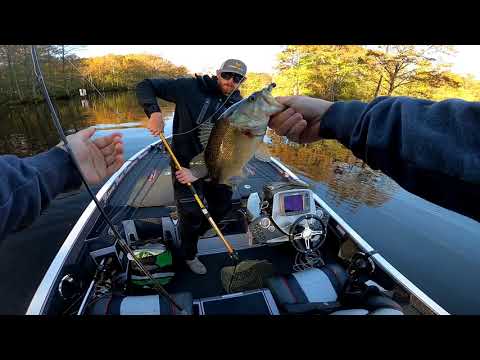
185, 257, 207, 275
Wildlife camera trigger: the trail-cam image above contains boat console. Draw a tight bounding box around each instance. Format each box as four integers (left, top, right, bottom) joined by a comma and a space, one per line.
247, 181, 329, 253
58, 178, 406, 316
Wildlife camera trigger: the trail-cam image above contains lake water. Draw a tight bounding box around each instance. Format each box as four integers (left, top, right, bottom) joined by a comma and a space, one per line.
1, 91, 479, 314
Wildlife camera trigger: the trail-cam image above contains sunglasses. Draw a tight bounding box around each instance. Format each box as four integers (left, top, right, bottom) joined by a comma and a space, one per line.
220, 72, 244, 84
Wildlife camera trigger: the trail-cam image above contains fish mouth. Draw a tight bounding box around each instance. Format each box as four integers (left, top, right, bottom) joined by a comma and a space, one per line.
232, 118, 268, 137
241, 129, 255, 138
240, 128, 266, 138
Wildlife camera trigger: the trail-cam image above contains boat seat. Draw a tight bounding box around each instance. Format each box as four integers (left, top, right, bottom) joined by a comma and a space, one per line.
265, 264, 403, 315
87, 292, 193, 315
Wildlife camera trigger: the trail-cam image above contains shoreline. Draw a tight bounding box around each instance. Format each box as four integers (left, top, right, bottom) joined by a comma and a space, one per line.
0, 88, 133, 107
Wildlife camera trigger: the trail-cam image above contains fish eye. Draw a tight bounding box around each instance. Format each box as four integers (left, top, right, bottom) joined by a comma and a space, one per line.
248, 95, 256, 102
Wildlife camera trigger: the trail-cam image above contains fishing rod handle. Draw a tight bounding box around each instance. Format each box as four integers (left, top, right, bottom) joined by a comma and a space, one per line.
206, 216, 235, 255
158, 133, 183, 171
158, 132, 237, 256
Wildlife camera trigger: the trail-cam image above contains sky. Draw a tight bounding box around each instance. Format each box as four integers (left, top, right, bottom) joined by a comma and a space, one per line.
75, 45, 284, 74
74, 45, 480, 79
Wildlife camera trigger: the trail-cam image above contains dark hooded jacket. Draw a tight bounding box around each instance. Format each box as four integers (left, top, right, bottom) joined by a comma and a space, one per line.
136, 74, 243, 168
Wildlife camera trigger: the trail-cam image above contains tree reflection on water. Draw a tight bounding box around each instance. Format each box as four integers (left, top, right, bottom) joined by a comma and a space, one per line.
266, 131, 400, 212
1, 91, 398, 212
0, 91, 174, 156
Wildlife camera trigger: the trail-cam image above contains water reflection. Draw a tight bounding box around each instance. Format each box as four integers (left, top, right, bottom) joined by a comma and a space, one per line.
1, 91, 398, 213
2, 90, 479, 313
266, 132, 399, 213
0, 91, 174, 157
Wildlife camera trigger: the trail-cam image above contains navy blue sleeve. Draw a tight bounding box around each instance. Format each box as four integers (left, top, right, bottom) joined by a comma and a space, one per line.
0, 147, 83, 241
320, 96, 480, 220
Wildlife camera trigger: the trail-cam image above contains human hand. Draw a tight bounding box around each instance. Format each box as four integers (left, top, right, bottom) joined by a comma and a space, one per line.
147, 112, 165, 136
175, 168, 198, 184
59, 127, 124, 184
268, 96, 333, 143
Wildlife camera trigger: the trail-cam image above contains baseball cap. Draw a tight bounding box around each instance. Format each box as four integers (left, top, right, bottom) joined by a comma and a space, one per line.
218, 59, 247, 77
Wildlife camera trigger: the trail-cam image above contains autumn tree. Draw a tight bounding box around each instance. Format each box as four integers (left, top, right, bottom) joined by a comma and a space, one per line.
274, 45, 375, 101
80, 54, 189, 92
365, 45, 460, 97
240, 72, 273, 96
1, 45, 479, 105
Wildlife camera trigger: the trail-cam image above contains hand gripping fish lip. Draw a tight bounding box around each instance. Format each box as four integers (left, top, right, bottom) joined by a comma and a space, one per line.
194, 84, 285, 186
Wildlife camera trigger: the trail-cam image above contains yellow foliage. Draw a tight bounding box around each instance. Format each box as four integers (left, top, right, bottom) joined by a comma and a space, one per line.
274, 45, 480, 102
80, 53, 190, 91
240, 72, 273, 96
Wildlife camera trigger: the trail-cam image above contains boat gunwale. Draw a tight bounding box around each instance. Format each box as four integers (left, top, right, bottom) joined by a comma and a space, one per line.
27, 139, 450, 315
26, 140, 163, 315
269, 156, 450, 315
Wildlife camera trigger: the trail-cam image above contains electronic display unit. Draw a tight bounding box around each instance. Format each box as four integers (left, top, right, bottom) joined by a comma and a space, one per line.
283, 194, 306, 215
271, 189, 317, 233
280, 191, 310, 217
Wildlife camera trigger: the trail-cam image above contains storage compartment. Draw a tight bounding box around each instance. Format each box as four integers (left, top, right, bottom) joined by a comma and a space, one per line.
197, 289, 279, 315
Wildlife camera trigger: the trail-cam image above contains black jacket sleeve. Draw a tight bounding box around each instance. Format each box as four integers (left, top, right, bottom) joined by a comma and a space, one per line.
319, 96, 480, 220
136, 78, 185, 118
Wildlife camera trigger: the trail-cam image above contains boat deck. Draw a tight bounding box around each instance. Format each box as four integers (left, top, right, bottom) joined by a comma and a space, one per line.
94, 145, 425, 314
25, 141, 439, 315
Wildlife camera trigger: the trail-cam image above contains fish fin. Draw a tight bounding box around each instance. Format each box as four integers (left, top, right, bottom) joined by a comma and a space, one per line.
253, 142, 272, 162
223, 166, 250, 186
198, 121, 215, 149
228, 163, 256, 182
189, 152, 209, 179
190, 164, 209, 179
189, 152, 204, 165
227, 176, 245, 187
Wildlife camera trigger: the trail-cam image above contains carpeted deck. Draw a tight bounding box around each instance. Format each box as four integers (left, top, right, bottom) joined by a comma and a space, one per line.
164, 243, 297, 300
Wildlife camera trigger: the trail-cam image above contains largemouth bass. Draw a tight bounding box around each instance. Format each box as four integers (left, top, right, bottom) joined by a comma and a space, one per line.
190, 83, 285, 186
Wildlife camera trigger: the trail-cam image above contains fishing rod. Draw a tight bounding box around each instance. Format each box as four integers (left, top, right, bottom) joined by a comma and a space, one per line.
64, 51, 251, 287
30, 45, 186, 314
64, 54, 242, 138
63, 49, 242, 258
158, 132, 239, 261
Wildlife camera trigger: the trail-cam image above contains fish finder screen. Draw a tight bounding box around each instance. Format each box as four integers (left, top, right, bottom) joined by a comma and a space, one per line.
284, 194, 304, 214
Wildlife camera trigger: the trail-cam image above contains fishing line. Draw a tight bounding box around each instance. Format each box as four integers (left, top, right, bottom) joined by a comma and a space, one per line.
65, 56, 120, 114
67, 50, 254, 291
167, 79, 243, 137
66, 54, 176, 235
65, 55, 243, 138
31, 45, 186, 314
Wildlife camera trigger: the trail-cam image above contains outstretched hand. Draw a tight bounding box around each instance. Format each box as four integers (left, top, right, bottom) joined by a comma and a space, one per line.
59, 127, 125, 184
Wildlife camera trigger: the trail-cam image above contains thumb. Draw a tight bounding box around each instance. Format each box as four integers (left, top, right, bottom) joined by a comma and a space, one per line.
275, 96, 295, 106
78, 126, 96, 140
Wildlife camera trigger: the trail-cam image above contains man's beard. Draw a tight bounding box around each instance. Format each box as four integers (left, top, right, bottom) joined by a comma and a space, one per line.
219, 83, 233, 95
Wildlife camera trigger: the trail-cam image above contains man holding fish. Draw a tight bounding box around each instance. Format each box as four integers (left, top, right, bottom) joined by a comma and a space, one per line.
136, 59, 256, 274
137, 60, 480, 276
